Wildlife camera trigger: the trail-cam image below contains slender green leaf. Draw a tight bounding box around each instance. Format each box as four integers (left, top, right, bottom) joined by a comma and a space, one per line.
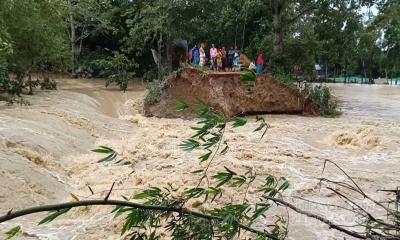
39, 208, 70, 225
220, 143, 229, 155
231, 175, 247, 188
252, 204, 271, 221
5, 226, 21, 239
232, 117, 247, 128
179, 139, 200, 151
134, 187, 162, 200
173, 98, 189, 112
97, 152, 117, 163
199, 150, 212, 162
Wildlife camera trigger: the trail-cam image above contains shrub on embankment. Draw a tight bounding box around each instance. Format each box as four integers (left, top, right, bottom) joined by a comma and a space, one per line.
274, 71, 340, 117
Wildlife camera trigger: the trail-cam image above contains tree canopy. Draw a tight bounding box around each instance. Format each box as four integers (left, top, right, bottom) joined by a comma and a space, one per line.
0, 0, 399, 81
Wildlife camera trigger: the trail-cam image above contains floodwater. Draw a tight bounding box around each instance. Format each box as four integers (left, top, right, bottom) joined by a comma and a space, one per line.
0, 80, 399, 240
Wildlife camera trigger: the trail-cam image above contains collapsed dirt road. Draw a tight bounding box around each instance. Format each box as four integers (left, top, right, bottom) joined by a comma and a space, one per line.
0, 79, 399, 239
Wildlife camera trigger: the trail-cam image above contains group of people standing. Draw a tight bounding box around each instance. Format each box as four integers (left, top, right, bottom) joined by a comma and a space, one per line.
189, 44, 241, 71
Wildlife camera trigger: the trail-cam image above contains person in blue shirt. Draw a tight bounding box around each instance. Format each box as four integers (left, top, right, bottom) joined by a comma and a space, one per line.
192, 45, 200, 65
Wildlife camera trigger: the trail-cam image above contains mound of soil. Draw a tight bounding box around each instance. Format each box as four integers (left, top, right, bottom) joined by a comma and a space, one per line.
144, 68, 315, 118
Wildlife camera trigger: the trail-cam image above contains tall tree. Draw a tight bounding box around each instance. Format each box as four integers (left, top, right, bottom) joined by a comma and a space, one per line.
66, 0, 115, 74
1, 0, 69, 93
375, 0, 400, 78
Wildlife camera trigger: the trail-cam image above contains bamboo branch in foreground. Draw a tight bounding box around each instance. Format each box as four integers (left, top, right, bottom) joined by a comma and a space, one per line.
0, 199, 279, 240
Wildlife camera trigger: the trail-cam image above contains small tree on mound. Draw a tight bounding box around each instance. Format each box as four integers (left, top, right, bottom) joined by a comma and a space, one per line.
94, 51, 138, 91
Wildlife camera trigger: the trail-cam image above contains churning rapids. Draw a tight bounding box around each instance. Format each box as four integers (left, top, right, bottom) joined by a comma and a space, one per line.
0, 79, 399, 240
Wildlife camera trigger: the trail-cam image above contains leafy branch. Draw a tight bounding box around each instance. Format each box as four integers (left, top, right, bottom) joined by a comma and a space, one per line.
0, 199, 279, 240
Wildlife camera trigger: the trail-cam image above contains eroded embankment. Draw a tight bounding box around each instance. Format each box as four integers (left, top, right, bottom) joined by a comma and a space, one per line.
0, 80, 399, 240
145, 68, 315, 118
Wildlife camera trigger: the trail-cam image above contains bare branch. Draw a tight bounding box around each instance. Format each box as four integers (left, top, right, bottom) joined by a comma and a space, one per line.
263, 196, 368, 239
104, 182, 115, 201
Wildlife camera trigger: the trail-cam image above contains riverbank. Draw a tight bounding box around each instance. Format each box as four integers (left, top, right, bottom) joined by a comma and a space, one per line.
0, 79, 399, 239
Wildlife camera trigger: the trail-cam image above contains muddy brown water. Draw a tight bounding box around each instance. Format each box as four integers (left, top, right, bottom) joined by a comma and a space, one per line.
0, 80, 399, 239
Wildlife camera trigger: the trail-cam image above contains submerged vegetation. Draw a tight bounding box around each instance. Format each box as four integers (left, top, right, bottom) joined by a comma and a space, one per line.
302, 84, 341, 117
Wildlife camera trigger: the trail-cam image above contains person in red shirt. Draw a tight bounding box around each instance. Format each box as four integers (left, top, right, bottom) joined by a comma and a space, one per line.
256, 53, 264, 75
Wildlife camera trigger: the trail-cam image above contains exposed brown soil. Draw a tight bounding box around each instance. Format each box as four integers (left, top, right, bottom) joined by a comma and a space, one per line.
144, 68, 315, 118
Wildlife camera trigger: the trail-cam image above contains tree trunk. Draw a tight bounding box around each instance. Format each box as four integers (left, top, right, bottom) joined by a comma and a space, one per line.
241, 0, 248, 51
157, 32, 163, 80
333, 68, 336, 82
27, 74, 33, 95
362, 59, 367, 84
68, 0, 76, 76
325, 61, 328, 82
165, 37, 173, 73
15, 72, 24, 97
385, 69, 388, 84
271, 0, 287, 70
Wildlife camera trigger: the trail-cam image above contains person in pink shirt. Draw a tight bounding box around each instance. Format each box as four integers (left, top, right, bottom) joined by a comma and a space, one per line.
210, 44, 218, 71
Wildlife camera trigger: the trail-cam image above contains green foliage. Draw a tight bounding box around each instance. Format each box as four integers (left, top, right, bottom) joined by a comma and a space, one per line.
5, 226, 20, 239
2, 0, 69, 73
144, 69, 180, 107
179, 139, 201, 152
172, 98, 189, 112
274, 70, 296, 89
144, 80, 166, 107
0, 62, 30, 104
0, 0, 397, 82
232, 117, 248, 128
94, 52, 137, 91
92, 146, 118, 163
240, 69, 257, 83
39, 208, 71, 225
302, 84, 341, 117
0, 62, 11, 92
254, 116, 270, 139
240, 69, 257, 91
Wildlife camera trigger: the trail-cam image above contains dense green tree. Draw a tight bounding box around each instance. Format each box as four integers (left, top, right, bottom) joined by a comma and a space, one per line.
375, 0, 400, 78
0, 0, 68, 95
1, 0, 399, 85
66, 0, 116, 74
2, 0, 69, 74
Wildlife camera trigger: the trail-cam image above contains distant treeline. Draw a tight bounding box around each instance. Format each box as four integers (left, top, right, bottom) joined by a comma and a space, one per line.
0, 0, 399, 81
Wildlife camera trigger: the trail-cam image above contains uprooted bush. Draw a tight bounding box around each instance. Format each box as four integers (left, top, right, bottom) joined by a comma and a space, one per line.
273, 70, 340, 117
143, 69, 180, 107
302, 83, 341, 117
